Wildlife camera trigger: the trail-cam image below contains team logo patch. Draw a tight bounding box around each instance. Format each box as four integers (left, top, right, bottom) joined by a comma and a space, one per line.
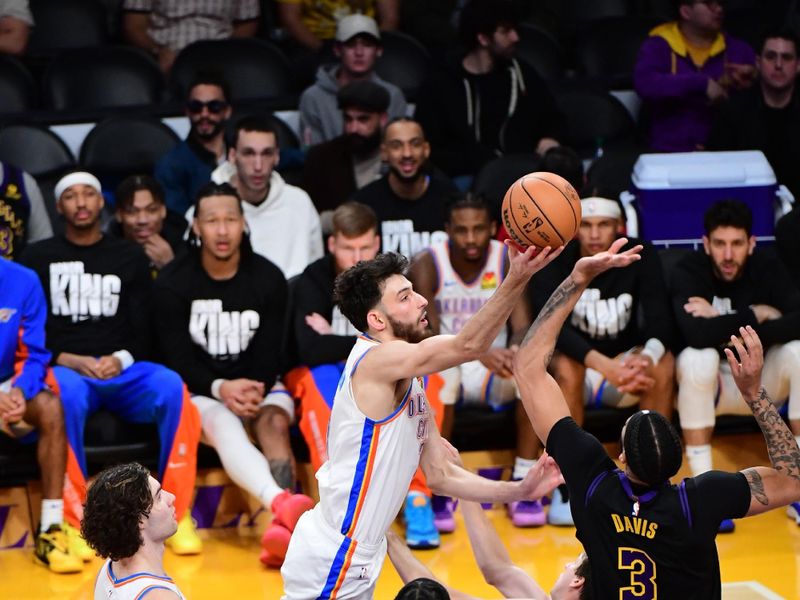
4, 184, 20, 201
0, 308, 17, 323
481, 272, 498, 290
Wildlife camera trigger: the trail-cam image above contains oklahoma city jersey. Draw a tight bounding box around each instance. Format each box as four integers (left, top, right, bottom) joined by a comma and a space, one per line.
429, 239, 507, 346
95, 560, 185, 599
317, 335, 430, 546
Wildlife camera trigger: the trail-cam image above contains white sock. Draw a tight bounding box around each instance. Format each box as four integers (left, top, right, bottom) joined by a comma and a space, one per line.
685, 444, 712, 476
513, 457, 536, 481
41, 499, 63, 531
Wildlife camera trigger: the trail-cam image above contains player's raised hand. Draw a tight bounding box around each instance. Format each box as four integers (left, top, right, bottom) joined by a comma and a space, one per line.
504, 240, 564, 282
573, 238, 642, 284
518, 451, 564, 501
725, 326, 764, 400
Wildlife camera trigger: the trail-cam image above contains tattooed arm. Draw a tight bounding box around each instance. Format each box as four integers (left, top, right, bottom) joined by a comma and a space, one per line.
725, 326, 800, 516
514, 239, 643, 445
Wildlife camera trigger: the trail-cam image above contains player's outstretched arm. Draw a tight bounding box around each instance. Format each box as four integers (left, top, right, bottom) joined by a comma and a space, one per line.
725, 327, 800, 516
514, 238, 643, 445
367, 243, 563, 384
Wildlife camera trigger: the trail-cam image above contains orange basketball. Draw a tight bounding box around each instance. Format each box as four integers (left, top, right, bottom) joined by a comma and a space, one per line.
501, 172, 582, 249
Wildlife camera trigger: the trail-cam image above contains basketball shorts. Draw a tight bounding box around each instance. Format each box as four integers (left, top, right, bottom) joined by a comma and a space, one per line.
281, 507, 387, 600
438, 359, 517, 409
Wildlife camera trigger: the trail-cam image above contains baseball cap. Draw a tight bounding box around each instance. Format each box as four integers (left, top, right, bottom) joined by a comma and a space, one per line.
336, 14, 381, 43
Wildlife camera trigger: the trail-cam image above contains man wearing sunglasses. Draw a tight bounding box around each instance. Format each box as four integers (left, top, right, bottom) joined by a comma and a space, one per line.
155, 71, 233, 215
634, 0, 755, 152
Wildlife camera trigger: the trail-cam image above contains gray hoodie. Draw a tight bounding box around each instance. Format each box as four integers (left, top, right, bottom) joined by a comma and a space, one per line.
298, 65, 407, 146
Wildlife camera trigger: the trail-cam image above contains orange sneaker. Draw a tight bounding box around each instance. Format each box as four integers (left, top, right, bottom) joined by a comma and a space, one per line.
270, 491, 314, 532
260, 522, 291, 567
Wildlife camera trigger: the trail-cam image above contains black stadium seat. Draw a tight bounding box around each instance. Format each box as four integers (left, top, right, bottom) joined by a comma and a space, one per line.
0, 124, 75, 177
79, 115, 179, 187
27, 0, 108, 55
169, 38, 294, 104
515, 23, 565, 81
0, 56, 36, 115
472, 153, 541, 219
375, 30, 431, 102
43, 46, 164, 112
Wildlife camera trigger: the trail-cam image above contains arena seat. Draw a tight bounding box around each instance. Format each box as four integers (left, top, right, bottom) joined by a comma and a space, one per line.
43, 46, 164, 112
79, 115, 180, 191
0, 124, 75, 177
515, 23, 565, 81
0, 56, 36, 116
169, 38, 294, 105
27, 0, 108, 56
374, 30, 431, 102
585, 148, 642, 199
472, 153, 541, 218
553, 88, 638, 158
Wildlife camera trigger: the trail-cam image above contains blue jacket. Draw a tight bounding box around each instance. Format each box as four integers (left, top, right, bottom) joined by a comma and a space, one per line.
0, 259, 50, 400
154, 138, 216, 215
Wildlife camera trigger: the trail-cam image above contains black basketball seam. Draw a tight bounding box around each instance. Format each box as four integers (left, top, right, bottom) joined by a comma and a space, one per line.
506, 189, 531, 246
521, 177, 567, 245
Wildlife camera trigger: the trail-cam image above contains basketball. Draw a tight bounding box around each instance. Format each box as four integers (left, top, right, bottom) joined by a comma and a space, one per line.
501, 172, 582, 249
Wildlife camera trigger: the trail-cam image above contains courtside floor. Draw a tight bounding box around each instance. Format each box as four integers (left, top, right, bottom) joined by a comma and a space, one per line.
2, 432, 799, 599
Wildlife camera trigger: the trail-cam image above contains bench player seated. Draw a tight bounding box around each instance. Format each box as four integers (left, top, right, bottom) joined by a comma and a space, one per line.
409, 194, 546, 529
529, 196, 676, 526
154, 183, 314, 567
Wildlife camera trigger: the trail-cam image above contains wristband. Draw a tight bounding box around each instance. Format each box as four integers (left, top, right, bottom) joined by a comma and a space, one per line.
112, 350, 134, 371
640, 338, 665, 366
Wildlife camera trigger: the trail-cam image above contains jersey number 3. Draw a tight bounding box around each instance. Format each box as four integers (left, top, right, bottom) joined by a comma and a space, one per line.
618, 547, 656, 600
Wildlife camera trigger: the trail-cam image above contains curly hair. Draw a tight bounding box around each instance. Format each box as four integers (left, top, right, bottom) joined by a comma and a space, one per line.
623, 411, 683, 486
81, 462, 154, 561
333, 252, 408, 332
394, 578, 449, 600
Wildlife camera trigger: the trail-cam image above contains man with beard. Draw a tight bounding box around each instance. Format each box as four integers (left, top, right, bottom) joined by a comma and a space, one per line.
353, 118, 460, 258
671, 199, 800, 531
302, 81, 389, 215
191, 115, 323, 279
409, 195, 545, 530
281, 243, 565, 599
298, 14, 406, 146
414, 0, 564, 183
708, 29, 800, 199
155, 71, 232, 214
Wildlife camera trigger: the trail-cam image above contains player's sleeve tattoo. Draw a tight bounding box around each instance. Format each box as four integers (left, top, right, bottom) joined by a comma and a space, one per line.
520, 276, 579, 367
741, 468, 768, 506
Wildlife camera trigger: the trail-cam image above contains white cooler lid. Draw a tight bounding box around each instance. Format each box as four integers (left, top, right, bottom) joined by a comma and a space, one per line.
632, 150, 776, 189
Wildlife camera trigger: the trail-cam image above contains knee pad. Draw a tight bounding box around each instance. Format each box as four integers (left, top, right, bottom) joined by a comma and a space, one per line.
677, 348, 719, 389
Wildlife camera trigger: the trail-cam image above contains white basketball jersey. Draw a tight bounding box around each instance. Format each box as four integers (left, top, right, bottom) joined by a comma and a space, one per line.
428, 239, 508, 347
317, 335, 429, 546
95, 560, 185, 600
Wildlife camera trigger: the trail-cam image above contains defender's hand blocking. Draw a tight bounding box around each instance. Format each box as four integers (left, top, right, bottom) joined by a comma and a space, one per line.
518, 451, 564, 501
725, 326, 764, 400
504, 239, 564, 283
572, 238, 643, 284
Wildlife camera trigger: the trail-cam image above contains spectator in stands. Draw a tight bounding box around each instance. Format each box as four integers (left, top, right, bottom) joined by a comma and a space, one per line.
633, 0, 755, 152
284, 201, 445, 549
155, 182, 314, 568
109, 175, 187, 275
155, 71, 232, 215
0, 259, 84, 573
414, 0, 564, 184
0, 0, 32, 56
302, 80, 389, 215
298, 14, 406, 146
0, 161, 53, 261
671, 199, 800, 532
352, 117, 460, 257
195, 115, 323, 279
277, 0, 398, 52
708, 28, 800, 199
82, 463, 186, 599
409, 195, 546, 530
20, 171, 203, 557
122, 0, 260, 72
530, 196, 676, 527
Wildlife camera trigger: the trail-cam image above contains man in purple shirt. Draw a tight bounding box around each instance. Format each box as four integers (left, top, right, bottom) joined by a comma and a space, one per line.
634, 0, 755, 152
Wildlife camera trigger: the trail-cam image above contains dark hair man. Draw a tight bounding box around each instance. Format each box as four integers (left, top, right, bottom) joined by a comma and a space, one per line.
155, 182, 313, 568
20, 171, 203, 557
155, 71, 233, 214
82, 462, 186, 599
515, 236, 800, 599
